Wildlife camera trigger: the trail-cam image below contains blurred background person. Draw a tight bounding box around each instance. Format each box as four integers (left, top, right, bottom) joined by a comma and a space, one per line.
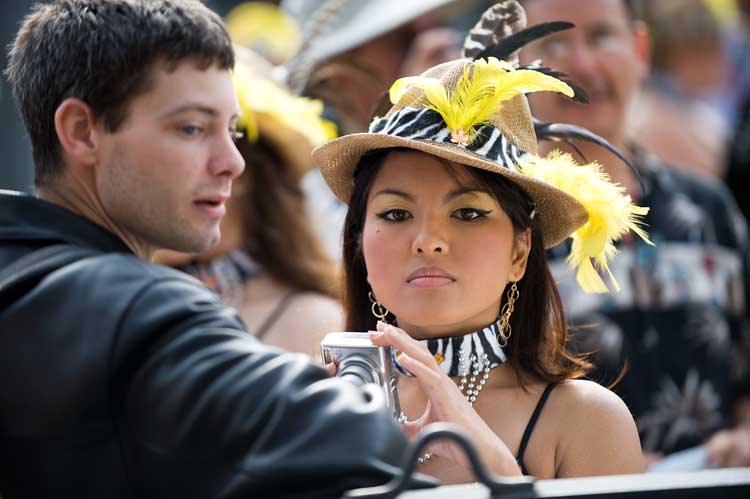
628, 0, 735, 178
282, 0, 462, 135
520, 0, 750, 469
724, 0, 750, 222
157, 47, 341, 359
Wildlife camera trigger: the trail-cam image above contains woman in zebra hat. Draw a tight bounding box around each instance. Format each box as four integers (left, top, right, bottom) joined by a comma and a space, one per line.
313, 0, 647, 483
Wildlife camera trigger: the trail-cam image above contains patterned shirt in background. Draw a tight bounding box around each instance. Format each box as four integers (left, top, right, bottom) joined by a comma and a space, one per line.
549, 146, 750, 455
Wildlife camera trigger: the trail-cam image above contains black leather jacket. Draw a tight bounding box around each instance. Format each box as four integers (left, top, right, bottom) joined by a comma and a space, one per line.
0, 191, 411, 498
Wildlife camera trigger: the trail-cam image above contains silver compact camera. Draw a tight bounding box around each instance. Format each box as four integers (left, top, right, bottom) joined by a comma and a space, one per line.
320, 332, 402, 419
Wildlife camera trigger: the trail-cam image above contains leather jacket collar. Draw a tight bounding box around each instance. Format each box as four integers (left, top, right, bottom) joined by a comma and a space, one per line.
0, 190, 131, 254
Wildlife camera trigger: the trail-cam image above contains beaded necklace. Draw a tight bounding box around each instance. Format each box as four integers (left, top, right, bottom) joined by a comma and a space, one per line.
395, 318, 506, 463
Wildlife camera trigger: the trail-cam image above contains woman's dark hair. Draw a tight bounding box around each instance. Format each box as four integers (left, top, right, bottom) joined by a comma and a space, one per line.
342, 148, 590, 385
235, 138, 338, 298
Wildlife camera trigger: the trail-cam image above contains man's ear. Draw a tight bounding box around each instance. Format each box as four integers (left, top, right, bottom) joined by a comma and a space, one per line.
53, 98, 99, 167
509, 228, 532, 282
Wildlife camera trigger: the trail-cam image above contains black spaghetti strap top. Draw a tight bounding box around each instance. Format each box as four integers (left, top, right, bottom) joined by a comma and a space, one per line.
254, 291, 296, 340
517, 383, 556, 475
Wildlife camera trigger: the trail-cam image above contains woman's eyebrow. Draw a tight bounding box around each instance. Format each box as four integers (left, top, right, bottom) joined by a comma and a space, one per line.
443, 187, 490, 203
371, 188, 415, 202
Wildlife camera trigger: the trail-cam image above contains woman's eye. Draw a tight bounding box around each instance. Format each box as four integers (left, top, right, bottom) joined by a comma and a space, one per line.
376, 209, 412, 222
452, 208, 491, 221
230, 129, 244, 142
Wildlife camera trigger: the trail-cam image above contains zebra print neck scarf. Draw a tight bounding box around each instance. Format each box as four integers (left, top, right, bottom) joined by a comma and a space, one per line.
392, 318, 507, 377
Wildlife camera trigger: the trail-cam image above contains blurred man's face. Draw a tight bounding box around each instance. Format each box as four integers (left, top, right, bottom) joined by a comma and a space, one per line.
520, 0, 648, 143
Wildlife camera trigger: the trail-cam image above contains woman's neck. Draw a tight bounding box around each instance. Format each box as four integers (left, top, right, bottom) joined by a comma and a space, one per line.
396, 311, 501, 341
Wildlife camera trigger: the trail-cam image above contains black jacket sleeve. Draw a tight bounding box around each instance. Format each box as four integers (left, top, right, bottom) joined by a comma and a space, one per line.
115, 277, 411, 499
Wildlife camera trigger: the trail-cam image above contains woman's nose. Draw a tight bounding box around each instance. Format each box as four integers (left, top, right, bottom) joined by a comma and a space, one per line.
411, 221, 448, 255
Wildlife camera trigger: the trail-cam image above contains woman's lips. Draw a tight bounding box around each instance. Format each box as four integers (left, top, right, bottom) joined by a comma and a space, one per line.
406, 266, 456, 287
407, 276, 455, 287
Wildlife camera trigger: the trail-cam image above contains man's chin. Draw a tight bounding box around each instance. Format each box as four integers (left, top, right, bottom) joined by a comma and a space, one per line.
160, 229, 221, 257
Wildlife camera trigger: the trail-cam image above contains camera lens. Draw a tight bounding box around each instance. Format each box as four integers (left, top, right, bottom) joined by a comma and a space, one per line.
338, 356, 381, 386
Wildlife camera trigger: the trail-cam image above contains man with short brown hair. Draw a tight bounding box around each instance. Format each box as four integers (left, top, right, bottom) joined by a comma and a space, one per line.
0, 1, 410, 496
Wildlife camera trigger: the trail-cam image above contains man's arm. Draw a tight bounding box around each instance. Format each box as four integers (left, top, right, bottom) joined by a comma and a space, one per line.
114, 277, 412, 498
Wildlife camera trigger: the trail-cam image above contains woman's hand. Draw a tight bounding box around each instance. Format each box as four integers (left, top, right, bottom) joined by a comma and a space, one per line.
370, 321, 521, 475
324, 362, 338, 377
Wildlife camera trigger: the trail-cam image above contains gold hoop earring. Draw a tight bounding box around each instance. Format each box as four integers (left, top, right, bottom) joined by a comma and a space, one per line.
368, 291, 389, 322
497, 281, 519, 347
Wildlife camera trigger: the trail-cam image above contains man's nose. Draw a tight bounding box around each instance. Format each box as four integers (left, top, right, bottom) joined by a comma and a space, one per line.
209, 134, 245, 180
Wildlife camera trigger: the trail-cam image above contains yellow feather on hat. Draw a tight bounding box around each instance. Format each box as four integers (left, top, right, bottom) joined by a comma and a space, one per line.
390, 57, 573, 146
519, 151, 653, 293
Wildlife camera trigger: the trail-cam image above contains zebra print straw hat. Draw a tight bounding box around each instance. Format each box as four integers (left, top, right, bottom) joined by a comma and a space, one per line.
313, 1, 651, 293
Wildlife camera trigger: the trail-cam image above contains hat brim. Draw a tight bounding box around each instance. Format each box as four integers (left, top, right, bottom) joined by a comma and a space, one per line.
257, 118, 315, 179
313, 133, 589, 249
286, 0, 454, 64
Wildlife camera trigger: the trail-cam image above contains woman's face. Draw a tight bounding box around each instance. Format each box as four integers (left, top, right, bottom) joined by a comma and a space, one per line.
362, 150, 531, 339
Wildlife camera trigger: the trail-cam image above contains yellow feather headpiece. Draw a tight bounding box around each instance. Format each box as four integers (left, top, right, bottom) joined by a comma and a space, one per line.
233, 61, 337, 148
225, 2, 302, 64
389, 57, 573, 146
519, 151, 653, 292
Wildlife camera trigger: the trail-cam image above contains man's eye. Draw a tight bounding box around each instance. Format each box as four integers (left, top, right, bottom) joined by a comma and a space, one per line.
452, 208, 491, 221
540, 39, 569, 59
376, 209, 412, 222
181, 125, 203, 136
230, 130, 244, 142
590, 31, 621, 52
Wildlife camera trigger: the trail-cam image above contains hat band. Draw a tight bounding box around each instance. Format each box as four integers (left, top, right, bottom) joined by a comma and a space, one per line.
369, 107, 527, 172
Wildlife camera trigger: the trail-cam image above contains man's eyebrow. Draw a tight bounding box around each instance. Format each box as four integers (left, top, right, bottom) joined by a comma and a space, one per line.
443, 187, 490, 203
162, 103, 241, 120
371, 188, 415, 202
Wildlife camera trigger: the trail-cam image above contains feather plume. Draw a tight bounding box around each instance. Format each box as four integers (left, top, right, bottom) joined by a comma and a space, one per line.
463, 1, 527, 63
285, 0, 348, 94
522, 63, 588, 103
474, 21, 575, 63
533, 120, 646, 196
518, 151, 653, 293
390, 58, 573, 146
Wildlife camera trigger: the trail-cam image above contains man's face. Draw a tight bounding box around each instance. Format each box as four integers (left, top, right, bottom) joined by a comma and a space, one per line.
520, 0, 648, 142
95, 60, 245, 255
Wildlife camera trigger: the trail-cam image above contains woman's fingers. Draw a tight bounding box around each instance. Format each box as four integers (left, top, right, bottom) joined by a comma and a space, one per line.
324, 362, 338, 377
370, 322, 436, 367
396, 352, 443, 391
400, 398, 430, 440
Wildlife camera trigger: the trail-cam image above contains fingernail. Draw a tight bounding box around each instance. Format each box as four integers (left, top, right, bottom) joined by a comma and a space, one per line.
370, 329, 383, 337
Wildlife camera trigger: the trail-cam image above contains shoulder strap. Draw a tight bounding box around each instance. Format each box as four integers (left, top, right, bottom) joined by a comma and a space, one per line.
0, 244, 99, 298
517, 383, 557, 475
254, 291, 297, 340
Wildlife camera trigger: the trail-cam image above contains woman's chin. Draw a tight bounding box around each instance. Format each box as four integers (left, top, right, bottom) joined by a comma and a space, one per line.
391, 313, 463, 338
